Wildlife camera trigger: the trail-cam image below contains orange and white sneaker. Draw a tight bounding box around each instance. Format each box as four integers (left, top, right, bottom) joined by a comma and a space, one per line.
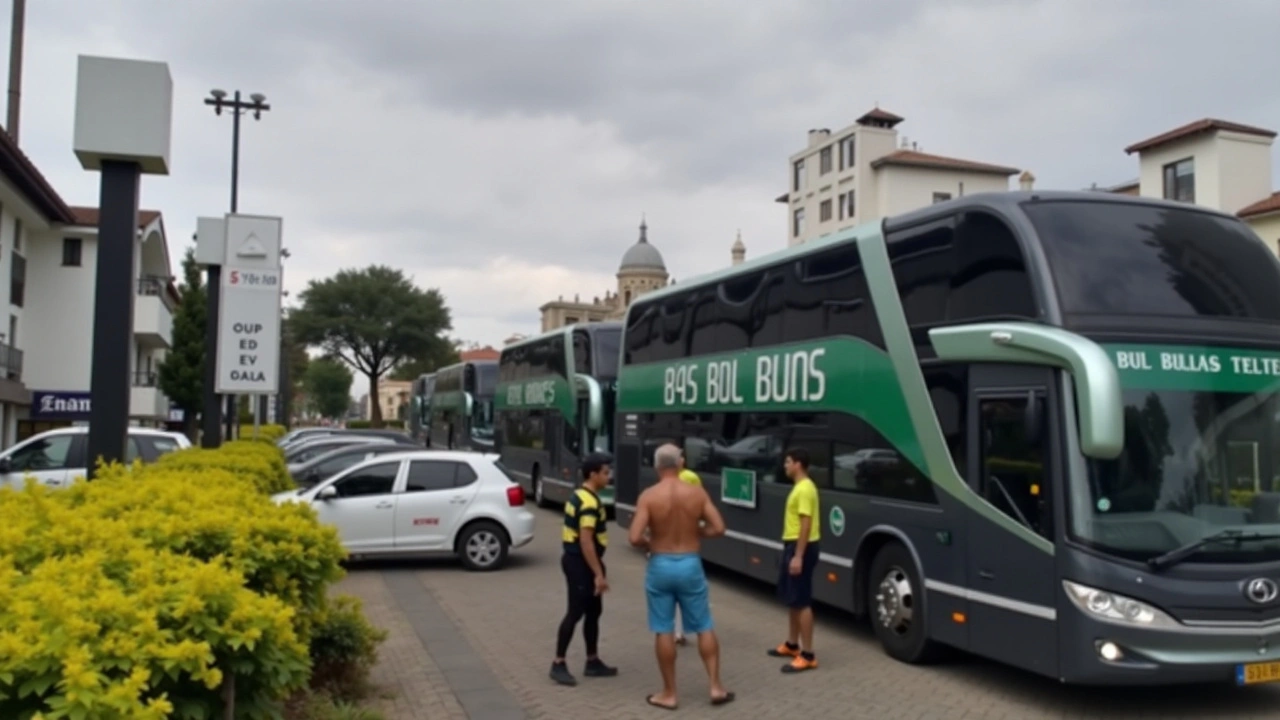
781, 653, 818, 673
767, 642, 799, 658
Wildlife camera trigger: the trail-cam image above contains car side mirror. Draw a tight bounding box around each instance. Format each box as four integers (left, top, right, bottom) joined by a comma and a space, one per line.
317, 485, 338, 500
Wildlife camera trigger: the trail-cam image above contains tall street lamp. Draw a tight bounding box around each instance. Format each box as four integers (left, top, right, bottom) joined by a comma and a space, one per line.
201, 89, 270, 447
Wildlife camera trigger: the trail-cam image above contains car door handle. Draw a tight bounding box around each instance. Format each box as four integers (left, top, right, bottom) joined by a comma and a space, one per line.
450, 496, 467, 504
978, 570, 995, 581
375, 501, 394, 509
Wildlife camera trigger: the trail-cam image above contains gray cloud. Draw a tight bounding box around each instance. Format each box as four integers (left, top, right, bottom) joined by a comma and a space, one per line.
11, 0, 1280, 381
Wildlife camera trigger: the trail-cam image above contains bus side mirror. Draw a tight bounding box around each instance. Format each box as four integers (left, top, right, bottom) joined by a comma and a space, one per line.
1024, 390, 1044, 445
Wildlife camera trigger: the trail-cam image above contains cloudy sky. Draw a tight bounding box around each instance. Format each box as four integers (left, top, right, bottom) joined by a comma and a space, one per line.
10, 0, 1280, 392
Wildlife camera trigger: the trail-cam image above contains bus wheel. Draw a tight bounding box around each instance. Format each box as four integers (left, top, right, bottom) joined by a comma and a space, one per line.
868, 542, 942, 664
533, 477, 547, 507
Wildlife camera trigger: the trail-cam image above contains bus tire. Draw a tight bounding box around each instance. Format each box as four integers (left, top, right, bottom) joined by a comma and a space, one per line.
533, 475, 548, 508
867, 541, 943, 664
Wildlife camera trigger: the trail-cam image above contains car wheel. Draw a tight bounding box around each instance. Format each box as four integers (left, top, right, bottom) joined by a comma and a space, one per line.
867, 541, 944, 664
458, 521, 509, 571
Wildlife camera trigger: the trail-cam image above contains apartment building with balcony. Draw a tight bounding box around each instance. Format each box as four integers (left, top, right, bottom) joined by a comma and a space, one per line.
19, 206, 179, 438
1096, 118, 1280, 252
775, 107, 1022, 246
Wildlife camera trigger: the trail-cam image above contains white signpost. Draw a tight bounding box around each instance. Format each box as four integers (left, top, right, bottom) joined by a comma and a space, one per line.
216, 215, 284, 435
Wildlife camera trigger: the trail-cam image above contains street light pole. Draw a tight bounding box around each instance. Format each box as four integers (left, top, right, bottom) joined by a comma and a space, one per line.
202, 89, 270, 446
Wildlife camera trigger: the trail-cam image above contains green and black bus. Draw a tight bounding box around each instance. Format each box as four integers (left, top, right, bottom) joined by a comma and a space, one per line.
429, 360, 498, 451
496, 322, 620, 512
613, 190, 1280, 686
409, 373, 436, 446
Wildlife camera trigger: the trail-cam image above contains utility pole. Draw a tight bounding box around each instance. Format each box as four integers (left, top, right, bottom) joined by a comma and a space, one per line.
6, 0, 25, 140
202, 89, 270, 446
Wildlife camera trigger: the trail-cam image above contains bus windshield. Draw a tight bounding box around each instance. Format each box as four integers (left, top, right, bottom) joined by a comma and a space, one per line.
475, 363, 499, 397
471, 398, 495, 441
595, 329, 622, 379
1024, 200, 1280, 321
1072, 382, 1280, 564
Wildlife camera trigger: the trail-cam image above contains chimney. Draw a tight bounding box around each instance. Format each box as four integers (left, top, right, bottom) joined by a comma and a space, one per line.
808, 128, 831, 148
1019, 171, 1036, 191
900, 136, 909, 149
6, 0, 25, 141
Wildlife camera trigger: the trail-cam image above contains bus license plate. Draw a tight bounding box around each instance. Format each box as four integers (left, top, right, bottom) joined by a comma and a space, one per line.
1237, 661, 1280, 685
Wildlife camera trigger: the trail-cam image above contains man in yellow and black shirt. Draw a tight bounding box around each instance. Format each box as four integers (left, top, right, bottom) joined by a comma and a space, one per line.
551, 452, 619, 686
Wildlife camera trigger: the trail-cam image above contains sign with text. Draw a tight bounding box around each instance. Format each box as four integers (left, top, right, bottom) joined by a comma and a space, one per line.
31, 391, 92, 420
721, 467, 757, 509
216, 214, 283, 394
1105, 344, 1280, 393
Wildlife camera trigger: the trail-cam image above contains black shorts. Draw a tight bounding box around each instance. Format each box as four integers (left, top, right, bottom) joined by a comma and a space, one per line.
777, 542, 820, 609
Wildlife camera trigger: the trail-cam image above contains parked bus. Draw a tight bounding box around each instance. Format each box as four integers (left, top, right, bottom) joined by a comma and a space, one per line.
495, 322, 621, 512
612, 190, 1280, 686
429, 360, 498, 451
409, 373, 436, 446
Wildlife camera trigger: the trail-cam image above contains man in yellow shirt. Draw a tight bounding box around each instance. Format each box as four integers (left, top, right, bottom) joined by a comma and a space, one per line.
767, 447, 820, 673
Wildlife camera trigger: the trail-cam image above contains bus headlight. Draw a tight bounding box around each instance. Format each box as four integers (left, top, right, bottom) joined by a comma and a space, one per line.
1063, 580, 1179, 629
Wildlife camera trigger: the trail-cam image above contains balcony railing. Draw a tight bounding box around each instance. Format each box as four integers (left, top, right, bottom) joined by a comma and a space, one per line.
0, 342, 21, 381
137, 275, 167, 296
132, 369, 158, 387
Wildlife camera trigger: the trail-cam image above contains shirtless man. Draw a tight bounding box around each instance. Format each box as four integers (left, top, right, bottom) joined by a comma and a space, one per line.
629, 443, 734, 710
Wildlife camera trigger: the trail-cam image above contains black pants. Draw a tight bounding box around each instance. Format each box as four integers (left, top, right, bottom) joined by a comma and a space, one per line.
556, 552, 604, 658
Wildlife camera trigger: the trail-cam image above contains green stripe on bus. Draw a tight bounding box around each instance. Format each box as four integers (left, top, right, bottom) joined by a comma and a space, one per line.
495, 375, 576, 419
616, 336, 926, 472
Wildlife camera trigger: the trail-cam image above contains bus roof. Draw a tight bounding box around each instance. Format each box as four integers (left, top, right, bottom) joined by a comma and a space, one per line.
501, 321, 623, 354
623, 190, 1251, 320
435, 358, 497, 375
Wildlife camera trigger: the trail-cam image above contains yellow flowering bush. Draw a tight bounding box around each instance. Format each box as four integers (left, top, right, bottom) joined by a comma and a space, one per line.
238, 424, 287, 443
154, 441, 292, 495
0, 438, 352, 719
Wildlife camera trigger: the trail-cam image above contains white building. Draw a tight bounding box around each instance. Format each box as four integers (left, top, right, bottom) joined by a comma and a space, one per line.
1104, 118, 1280, 251
777, 107, 1021, 246
0, 129, 178, 446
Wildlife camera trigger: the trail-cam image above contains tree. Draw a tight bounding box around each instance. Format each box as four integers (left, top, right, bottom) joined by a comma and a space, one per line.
302, 357, 354, 420
390, 341, 460, 381
290, 265, 452, 427
158, 248, 205, 439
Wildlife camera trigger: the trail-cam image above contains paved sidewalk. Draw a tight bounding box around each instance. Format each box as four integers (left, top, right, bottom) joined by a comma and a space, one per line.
339, 510, 1280, 720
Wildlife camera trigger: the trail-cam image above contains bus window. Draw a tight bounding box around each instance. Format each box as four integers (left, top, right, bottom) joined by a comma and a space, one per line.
979, 396, 1049, 536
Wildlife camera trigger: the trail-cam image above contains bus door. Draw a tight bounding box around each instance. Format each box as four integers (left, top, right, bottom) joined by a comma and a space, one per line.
964, 364, 1058, 676
545, 414, 565, 488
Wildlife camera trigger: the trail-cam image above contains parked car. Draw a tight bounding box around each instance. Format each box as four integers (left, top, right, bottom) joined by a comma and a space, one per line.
284, 436, 396, 465
288, 443, 410, 486
272, 450, 534, 571
0, 427, 192, 489
280, 428, 415, 452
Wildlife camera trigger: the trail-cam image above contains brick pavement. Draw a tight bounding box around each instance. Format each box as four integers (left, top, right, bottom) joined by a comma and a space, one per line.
346, 509, 1280, 720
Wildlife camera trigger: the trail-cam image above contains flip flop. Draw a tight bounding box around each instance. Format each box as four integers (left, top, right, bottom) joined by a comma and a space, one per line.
711, 691, 736, 706
646, 694, 678, 711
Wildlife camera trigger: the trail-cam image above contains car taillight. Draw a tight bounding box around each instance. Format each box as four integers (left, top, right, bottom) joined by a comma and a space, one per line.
506, 484, 525, 507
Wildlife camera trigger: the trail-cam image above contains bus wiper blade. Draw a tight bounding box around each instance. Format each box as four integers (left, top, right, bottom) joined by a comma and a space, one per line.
1148, 530, 1280, 571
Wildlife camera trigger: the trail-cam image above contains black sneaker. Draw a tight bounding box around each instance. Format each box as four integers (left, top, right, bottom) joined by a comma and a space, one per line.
583, 658, 618, 677
550, 662, 577, 686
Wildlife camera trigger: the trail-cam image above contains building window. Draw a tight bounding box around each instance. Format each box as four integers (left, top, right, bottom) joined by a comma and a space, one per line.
793, 208, 806, 238
13, 218, 21, 252
62, 237, 82, 266
9, 252, 24, 307
793, 159, 807, 192
839, 190, 856, 220
819, 199, 832, 222
1163, 158, 1195, 203
819, 147, 832, 175
933, 192, 952, 204
840, 136, 856, 170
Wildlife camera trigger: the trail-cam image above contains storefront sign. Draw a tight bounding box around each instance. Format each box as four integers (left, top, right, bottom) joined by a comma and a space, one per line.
32, 391, 92, 420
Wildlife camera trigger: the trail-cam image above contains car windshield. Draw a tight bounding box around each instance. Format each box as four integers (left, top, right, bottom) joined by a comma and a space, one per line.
1072, 345, 1280, 563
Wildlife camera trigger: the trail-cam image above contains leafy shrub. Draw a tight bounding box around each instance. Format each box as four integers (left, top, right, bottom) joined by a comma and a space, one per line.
239, 424, 287, 443
307, 596, 388, 702
154, 441, 292, 495
0, 437, 356, 719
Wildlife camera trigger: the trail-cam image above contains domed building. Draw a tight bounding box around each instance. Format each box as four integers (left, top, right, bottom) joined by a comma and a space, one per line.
539, 218, 670, 332
537, 218, 750, 332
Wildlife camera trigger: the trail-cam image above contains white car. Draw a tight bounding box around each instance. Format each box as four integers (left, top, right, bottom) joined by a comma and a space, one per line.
273, 450, 535, 571
0, 426, 191, 489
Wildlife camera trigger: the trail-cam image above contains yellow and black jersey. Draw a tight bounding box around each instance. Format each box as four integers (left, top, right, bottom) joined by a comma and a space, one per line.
562, 487, 608, 555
